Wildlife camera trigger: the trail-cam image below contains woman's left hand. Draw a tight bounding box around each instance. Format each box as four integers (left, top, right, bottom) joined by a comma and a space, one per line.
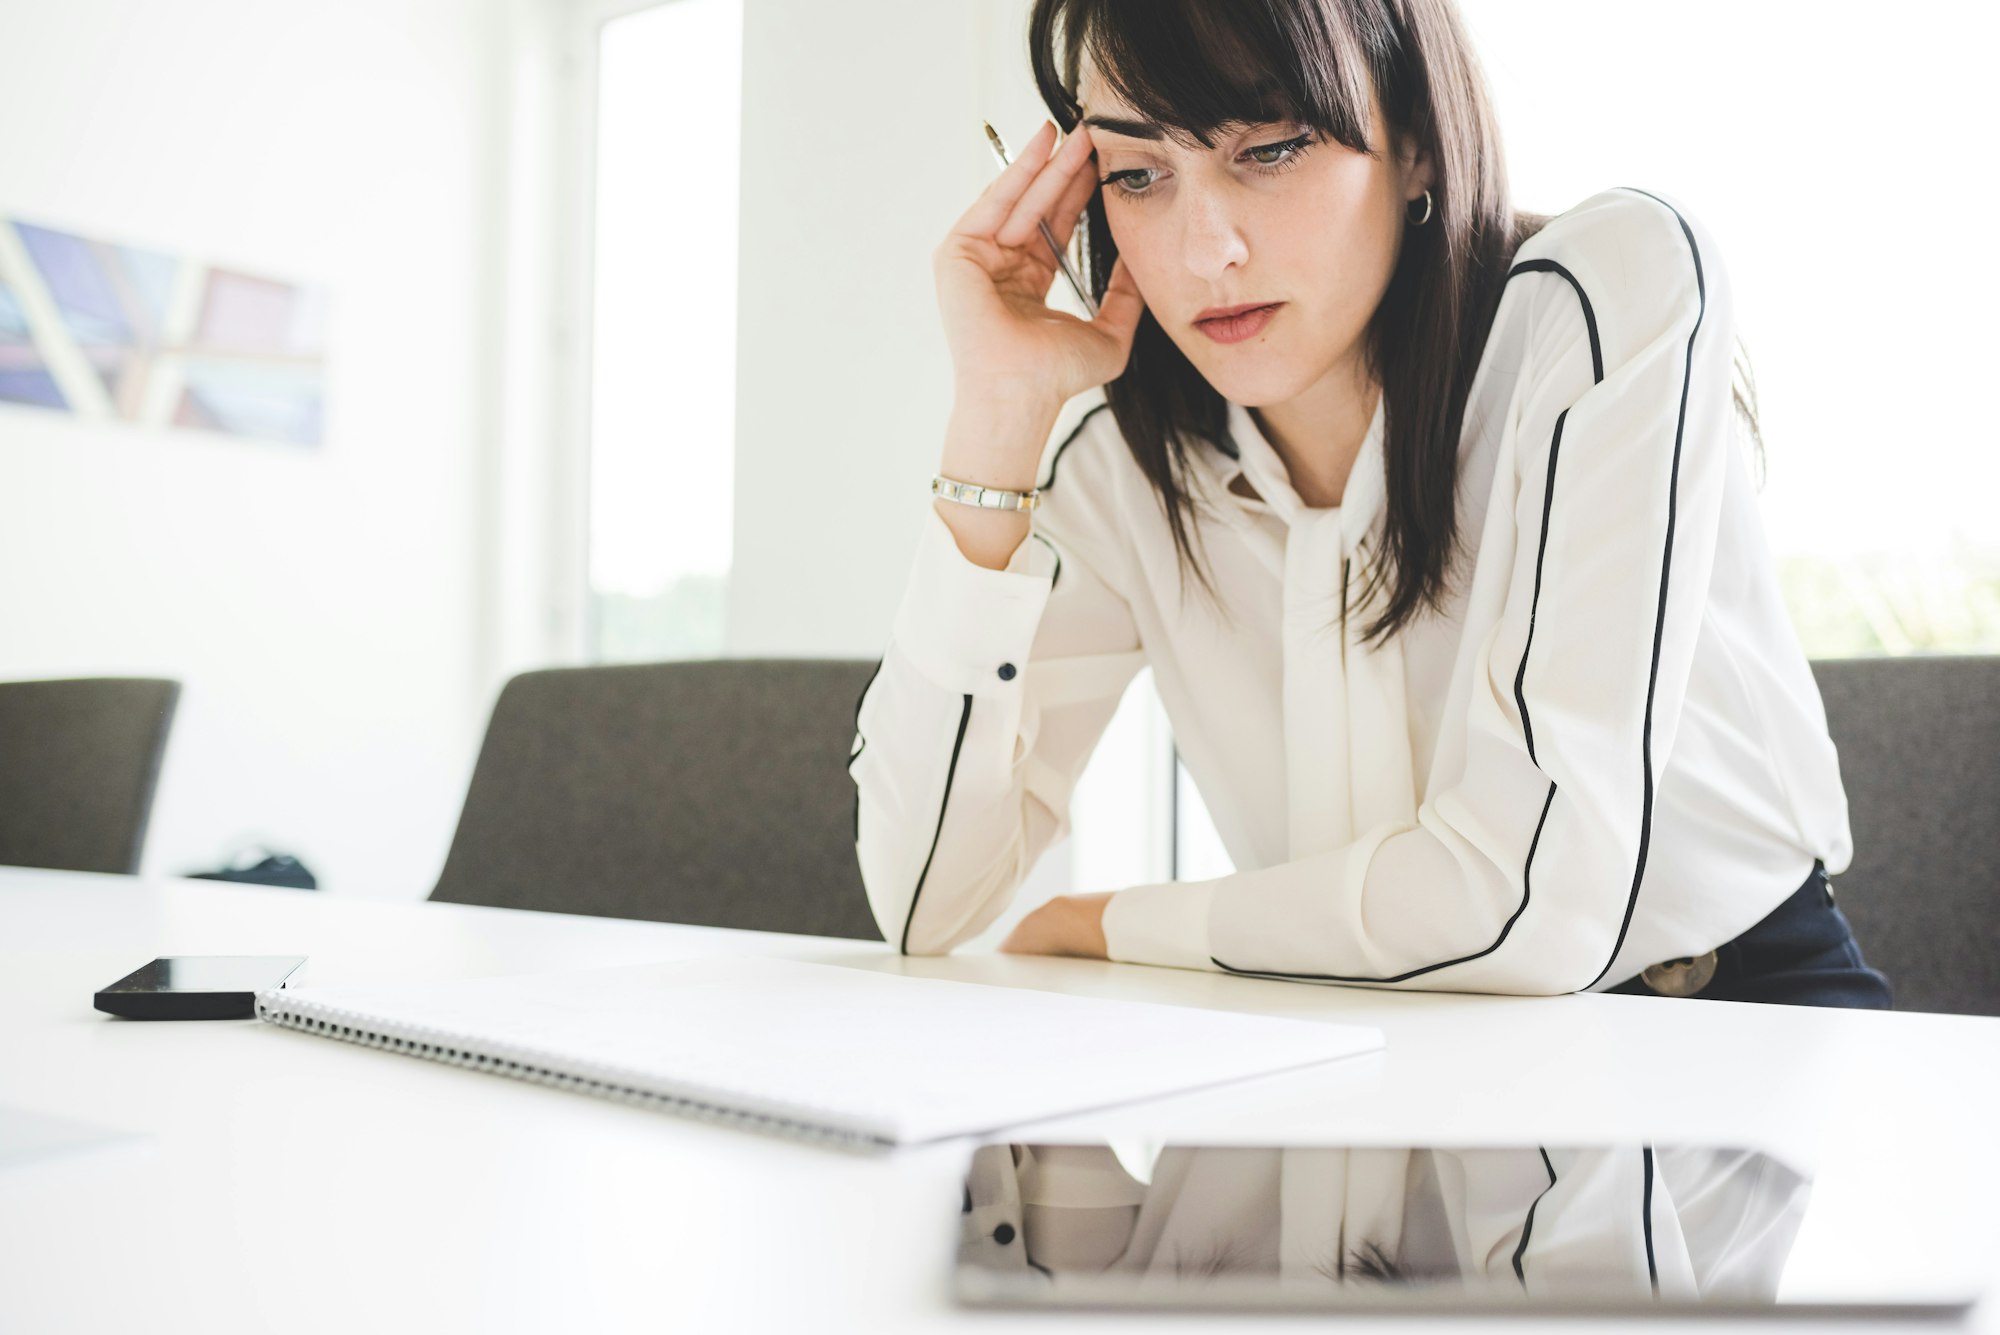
999, 892, 1114, 959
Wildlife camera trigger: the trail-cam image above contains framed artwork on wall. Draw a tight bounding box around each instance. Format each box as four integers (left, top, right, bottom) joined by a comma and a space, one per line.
0, 217, 327, 446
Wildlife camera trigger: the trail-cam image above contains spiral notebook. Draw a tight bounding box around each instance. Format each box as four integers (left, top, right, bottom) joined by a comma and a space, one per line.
253, 956, 1381, 1148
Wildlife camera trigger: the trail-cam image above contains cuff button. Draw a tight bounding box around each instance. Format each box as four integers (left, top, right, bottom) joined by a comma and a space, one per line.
993, 1223, 1016, 1245
997, 663, 1017, 681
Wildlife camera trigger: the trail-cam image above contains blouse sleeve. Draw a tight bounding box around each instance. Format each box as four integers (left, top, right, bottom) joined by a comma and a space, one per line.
1099, 189, 1736, 994
1503, 1147, 1808, 1299
850, 409, 1146, 954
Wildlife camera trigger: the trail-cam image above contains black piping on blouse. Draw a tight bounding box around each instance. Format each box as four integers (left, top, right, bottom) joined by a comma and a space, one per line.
847, 656, 885, 842
1642, 1145, 1660, 1293
1585, 188, 1707, 990
900, 694, 974, 955
1037, 402, 1112, 493
1512, 1147, 1560, 1286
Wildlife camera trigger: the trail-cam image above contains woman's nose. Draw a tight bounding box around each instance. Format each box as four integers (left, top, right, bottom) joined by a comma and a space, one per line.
1180, 188, 1250, 281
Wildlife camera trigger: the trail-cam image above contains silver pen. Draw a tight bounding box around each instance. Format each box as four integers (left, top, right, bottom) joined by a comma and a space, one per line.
982, 120, 1100, 318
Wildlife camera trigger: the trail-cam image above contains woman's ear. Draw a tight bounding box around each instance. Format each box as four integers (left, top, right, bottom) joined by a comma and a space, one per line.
1397, 133, 1436, 203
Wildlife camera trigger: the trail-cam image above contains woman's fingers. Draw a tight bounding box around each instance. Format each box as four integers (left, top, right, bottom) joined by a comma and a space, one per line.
1093, 253, 1146, 340
995, 123, 1097, 249
1047, 150, 1100, 253
949, 120, 1057, 241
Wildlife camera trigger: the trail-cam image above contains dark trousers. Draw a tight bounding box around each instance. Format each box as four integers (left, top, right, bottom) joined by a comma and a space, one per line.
1606, 862, 1893, 1009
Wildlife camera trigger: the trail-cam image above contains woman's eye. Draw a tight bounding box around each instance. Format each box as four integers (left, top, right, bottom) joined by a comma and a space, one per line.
1244, 132, 1314, 168
1100, 169, 1159, 197
1098, 132, 1314, 201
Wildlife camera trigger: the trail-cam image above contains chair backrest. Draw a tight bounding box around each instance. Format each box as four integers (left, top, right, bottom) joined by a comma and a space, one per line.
431, 658, 882, 940
1810, 655, 2000, 1016
0, 677, 180, 875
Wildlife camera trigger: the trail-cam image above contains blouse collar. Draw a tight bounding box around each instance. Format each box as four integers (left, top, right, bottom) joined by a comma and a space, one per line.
1215, 391, 1387, 554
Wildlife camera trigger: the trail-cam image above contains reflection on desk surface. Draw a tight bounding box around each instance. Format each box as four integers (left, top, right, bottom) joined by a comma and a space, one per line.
957, 1142, 1968, 1314
0, 1104, 146, 1174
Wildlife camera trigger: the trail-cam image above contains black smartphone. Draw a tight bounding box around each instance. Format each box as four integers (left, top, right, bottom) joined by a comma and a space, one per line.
93, 955, 306, 1020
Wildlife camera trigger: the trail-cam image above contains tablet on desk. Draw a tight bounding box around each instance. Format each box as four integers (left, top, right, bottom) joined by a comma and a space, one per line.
954, 1140, 1979, 1317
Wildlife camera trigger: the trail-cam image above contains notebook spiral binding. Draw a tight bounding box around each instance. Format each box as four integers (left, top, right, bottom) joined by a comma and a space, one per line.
253, 993, 889, 1153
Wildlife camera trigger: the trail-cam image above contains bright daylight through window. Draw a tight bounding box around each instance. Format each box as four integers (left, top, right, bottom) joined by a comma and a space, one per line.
588, 0, 743, 662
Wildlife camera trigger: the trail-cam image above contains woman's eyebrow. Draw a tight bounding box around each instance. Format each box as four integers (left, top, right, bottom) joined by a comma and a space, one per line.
1080, 113, 1164, 141
1081, 110, 1299, 144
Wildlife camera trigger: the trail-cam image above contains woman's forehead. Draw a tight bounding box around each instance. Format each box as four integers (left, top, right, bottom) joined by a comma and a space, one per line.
1074, 49, 1164, 123
1074, 51, 1117, 117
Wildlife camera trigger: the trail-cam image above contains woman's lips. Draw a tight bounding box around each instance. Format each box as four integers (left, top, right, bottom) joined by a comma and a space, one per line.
1195, 302, 1282, 344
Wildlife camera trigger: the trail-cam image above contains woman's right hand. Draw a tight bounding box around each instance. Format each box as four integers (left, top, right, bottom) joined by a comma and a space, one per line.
932, 120, 1146, 420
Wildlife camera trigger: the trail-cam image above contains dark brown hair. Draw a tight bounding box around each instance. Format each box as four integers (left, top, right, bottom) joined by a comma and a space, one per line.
1029, 0, 1546, 645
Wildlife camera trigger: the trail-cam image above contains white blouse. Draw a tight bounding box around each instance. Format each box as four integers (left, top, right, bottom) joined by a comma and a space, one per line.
849, 186, 1851, 994
961, 1141, 1810, 1299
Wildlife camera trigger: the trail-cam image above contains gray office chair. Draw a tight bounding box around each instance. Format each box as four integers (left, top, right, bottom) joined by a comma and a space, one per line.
0, 677, 180, 875
1810, 655, 2000, 1016
431, 658, 883, 940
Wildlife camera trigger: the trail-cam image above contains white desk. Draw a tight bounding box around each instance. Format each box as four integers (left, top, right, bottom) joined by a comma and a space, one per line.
2, 866, 1993, 1332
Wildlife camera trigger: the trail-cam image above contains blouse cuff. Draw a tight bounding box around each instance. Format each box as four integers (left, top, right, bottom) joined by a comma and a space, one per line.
889, 505, 1057, 697
1101, 879, 1217, 971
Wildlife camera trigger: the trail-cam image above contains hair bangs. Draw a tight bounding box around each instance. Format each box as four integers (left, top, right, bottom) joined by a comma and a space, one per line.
1036, 0, 1377, 156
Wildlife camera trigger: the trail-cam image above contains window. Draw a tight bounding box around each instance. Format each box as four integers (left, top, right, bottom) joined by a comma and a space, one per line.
1458, 0, 2000, 656
584, 0, 743, 662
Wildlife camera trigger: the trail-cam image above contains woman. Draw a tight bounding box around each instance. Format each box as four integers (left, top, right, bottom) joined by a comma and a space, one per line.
961, 1141, 1810, 1301
848, 0, 1890, 1006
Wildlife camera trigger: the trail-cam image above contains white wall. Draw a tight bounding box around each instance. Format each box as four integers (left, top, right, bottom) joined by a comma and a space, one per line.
725, 0, 1101, 659
725, 0, 976, 657
0, 0, 514, 897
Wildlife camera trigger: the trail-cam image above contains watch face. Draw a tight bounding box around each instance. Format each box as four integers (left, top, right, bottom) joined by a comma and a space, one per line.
1640, 951, 1718, 996
954, 1141, 1978, 1316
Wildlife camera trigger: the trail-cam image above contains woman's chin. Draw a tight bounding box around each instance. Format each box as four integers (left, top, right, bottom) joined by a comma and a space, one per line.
1194, 360, 1319, 409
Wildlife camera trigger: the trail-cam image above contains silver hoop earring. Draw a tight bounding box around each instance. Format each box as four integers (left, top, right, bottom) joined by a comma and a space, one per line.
1406, 189, 1433, 226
